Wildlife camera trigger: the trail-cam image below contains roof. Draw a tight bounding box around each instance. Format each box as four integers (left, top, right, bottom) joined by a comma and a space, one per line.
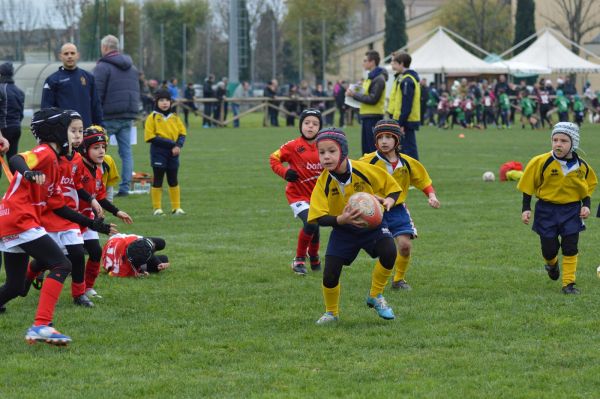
509, 30, 600, 73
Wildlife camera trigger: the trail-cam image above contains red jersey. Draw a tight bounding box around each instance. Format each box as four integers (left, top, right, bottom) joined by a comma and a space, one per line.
0, 144, 65, 237
42, 152, 86, 232
102, 234, 142, 277
269, 136, 322, 203
78, 162, 106, 220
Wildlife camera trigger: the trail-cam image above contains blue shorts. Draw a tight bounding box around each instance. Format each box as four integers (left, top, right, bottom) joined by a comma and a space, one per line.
384, 203, 416, 238
150, 144, 179, 170
533, 200, 585, 238
326, 223, 393, 265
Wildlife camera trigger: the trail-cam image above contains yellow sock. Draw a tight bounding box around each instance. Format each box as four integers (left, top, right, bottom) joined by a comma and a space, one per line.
562, 255, 577, 286
168, 185, 181, 210
369, 261, 393, 297
544, 256, 558, 267
322, 284, 340, 316
151, 187, 162, 210
393, 254, 411, 282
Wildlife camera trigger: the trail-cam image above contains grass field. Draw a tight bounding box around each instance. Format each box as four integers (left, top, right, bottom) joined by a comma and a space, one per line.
2, 115, 600, 398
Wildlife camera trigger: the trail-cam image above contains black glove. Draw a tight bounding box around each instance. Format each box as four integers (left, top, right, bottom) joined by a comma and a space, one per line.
90, 217, 111, 235
23, 171, 44, 182
285, 169, 299, 182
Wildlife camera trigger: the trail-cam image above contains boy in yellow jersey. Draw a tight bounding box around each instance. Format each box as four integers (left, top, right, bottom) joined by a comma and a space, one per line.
144, 89, 187, 216
517, 122, 597, 294
102, 153, 120, 202
308, 128, 401, 324
359, 120, 440, 291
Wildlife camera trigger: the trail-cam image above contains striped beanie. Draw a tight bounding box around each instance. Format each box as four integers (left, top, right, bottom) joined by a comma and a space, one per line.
373, 119, 403, 149
552, 122, 579, 152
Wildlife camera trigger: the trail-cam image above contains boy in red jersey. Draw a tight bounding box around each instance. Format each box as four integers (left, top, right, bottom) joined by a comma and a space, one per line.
270, 109, 323, 275
0, 108, 112, 345
78, 126, 133, 298
102, 234, 169, 277
30, 112, 116, 308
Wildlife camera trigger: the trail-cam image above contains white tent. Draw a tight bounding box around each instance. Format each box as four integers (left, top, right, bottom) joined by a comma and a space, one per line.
407, 28, 507, 74
507, 30, 600, 73
490, 60, 551, 75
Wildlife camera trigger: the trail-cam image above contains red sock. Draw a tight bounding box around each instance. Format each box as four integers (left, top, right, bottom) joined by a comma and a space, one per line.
25, 262, 38, 282
296, 229, 312, 258
308, 240, 320, 258
71, 282, 85, 298
34, 278, 64, 326
84, 260, 101, 290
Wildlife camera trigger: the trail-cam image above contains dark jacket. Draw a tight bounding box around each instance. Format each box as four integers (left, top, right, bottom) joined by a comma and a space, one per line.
41, 66, 103, 127
353, 66, 388, 117
0, 76, 24, 129
399, 69, 420, 129
94, 51, 140, 120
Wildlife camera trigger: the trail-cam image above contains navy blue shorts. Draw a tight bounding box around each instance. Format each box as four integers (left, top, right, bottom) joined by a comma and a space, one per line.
532, 200, 585, 238
150, 145, 179, 170
326, 223, 393, 265
383, 203, 416, 238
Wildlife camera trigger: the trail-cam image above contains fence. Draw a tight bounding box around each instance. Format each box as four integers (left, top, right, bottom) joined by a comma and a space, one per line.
170, 96, 353, 127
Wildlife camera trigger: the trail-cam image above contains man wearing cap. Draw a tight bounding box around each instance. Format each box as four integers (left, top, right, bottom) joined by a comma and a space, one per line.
517, 122, 597, 295
0, 62, 23, 165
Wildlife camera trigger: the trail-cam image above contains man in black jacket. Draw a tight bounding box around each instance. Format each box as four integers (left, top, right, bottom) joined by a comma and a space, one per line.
0, 62, 24, 168
94, 35, 140, 197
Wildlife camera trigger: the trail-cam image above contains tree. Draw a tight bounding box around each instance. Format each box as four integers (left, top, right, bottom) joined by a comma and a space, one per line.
54, 0, 92, 43
513, 0, 536, 55
437, 0, 512, 56
283, 0, 358, 84
254, 7, 279, 82
543, 0, 600, 54
384, 0, 407, 56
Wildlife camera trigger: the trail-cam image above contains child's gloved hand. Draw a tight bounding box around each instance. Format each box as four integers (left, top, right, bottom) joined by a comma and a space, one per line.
285, 169, 299, 182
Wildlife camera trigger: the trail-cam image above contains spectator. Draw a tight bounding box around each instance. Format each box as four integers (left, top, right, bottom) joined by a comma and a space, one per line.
183, 82, 197, 127
202, 74, 215, 128
298, 80, 312, 109
334, 80, 347, 127
213, 81, 226, 124
139, 72, 153, 115
41, 42, 103, 127
283, 84, 299, 127
231, 81, 250, 128
0, 62, 24, 169
168, 78, 179, 100
325, 81, 335, 125
94, 34, 140, 197
264, 79, 279, 127
346, 50, 387, 154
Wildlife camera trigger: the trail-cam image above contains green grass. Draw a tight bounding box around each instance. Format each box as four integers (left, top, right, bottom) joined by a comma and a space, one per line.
2, 116, 600, 398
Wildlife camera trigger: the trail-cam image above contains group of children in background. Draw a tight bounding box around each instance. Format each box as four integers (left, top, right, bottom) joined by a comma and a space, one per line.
271, 109, 440, 324
0, 87, 182, 346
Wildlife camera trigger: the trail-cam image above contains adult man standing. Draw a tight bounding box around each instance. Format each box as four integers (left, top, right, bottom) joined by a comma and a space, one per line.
41, 43, 103, 128
94, 34, 140, 197
388, 51, 421, 160
264, 79, 279, 127
346, 50, 387, 154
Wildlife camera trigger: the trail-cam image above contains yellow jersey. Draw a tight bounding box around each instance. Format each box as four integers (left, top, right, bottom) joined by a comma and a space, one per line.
308, 159, 401, 224
517, 151, 597, 204
101, 154, 120, 187
359, 151, 432, 205
144, 111, 187, 143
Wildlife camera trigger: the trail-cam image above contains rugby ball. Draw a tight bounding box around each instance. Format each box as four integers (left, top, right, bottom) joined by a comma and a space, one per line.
347, 192, 383, 229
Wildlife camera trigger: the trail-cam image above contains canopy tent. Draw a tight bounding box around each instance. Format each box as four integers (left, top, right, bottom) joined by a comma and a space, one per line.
490, 60, 551, 75
400, 27, 507, 74
504, 30, 600, 73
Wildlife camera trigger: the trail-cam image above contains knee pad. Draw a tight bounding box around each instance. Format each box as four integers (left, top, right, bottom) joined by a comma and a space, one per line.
323, 256, 344, 288
561, 234, 579, 256
47, 258, 72, 284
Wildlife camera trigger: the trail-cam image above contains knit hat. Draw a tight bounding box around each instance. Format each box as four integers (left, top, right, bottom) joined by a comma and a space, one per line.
552, 122, 579, 152
298, 108, 322, 138
0, 62, 13, 77
373, 119, 403, 150
154, 89, 172, 102
316, 127, 348, 163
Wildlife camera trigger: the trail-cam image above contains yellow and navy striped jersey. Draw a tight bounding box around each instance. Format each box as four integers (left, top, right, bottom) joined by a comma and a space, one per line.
517, 151, 597, 204
308, 159, 401, 224
359, 151, 432, 205
144, 111, 186, 143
